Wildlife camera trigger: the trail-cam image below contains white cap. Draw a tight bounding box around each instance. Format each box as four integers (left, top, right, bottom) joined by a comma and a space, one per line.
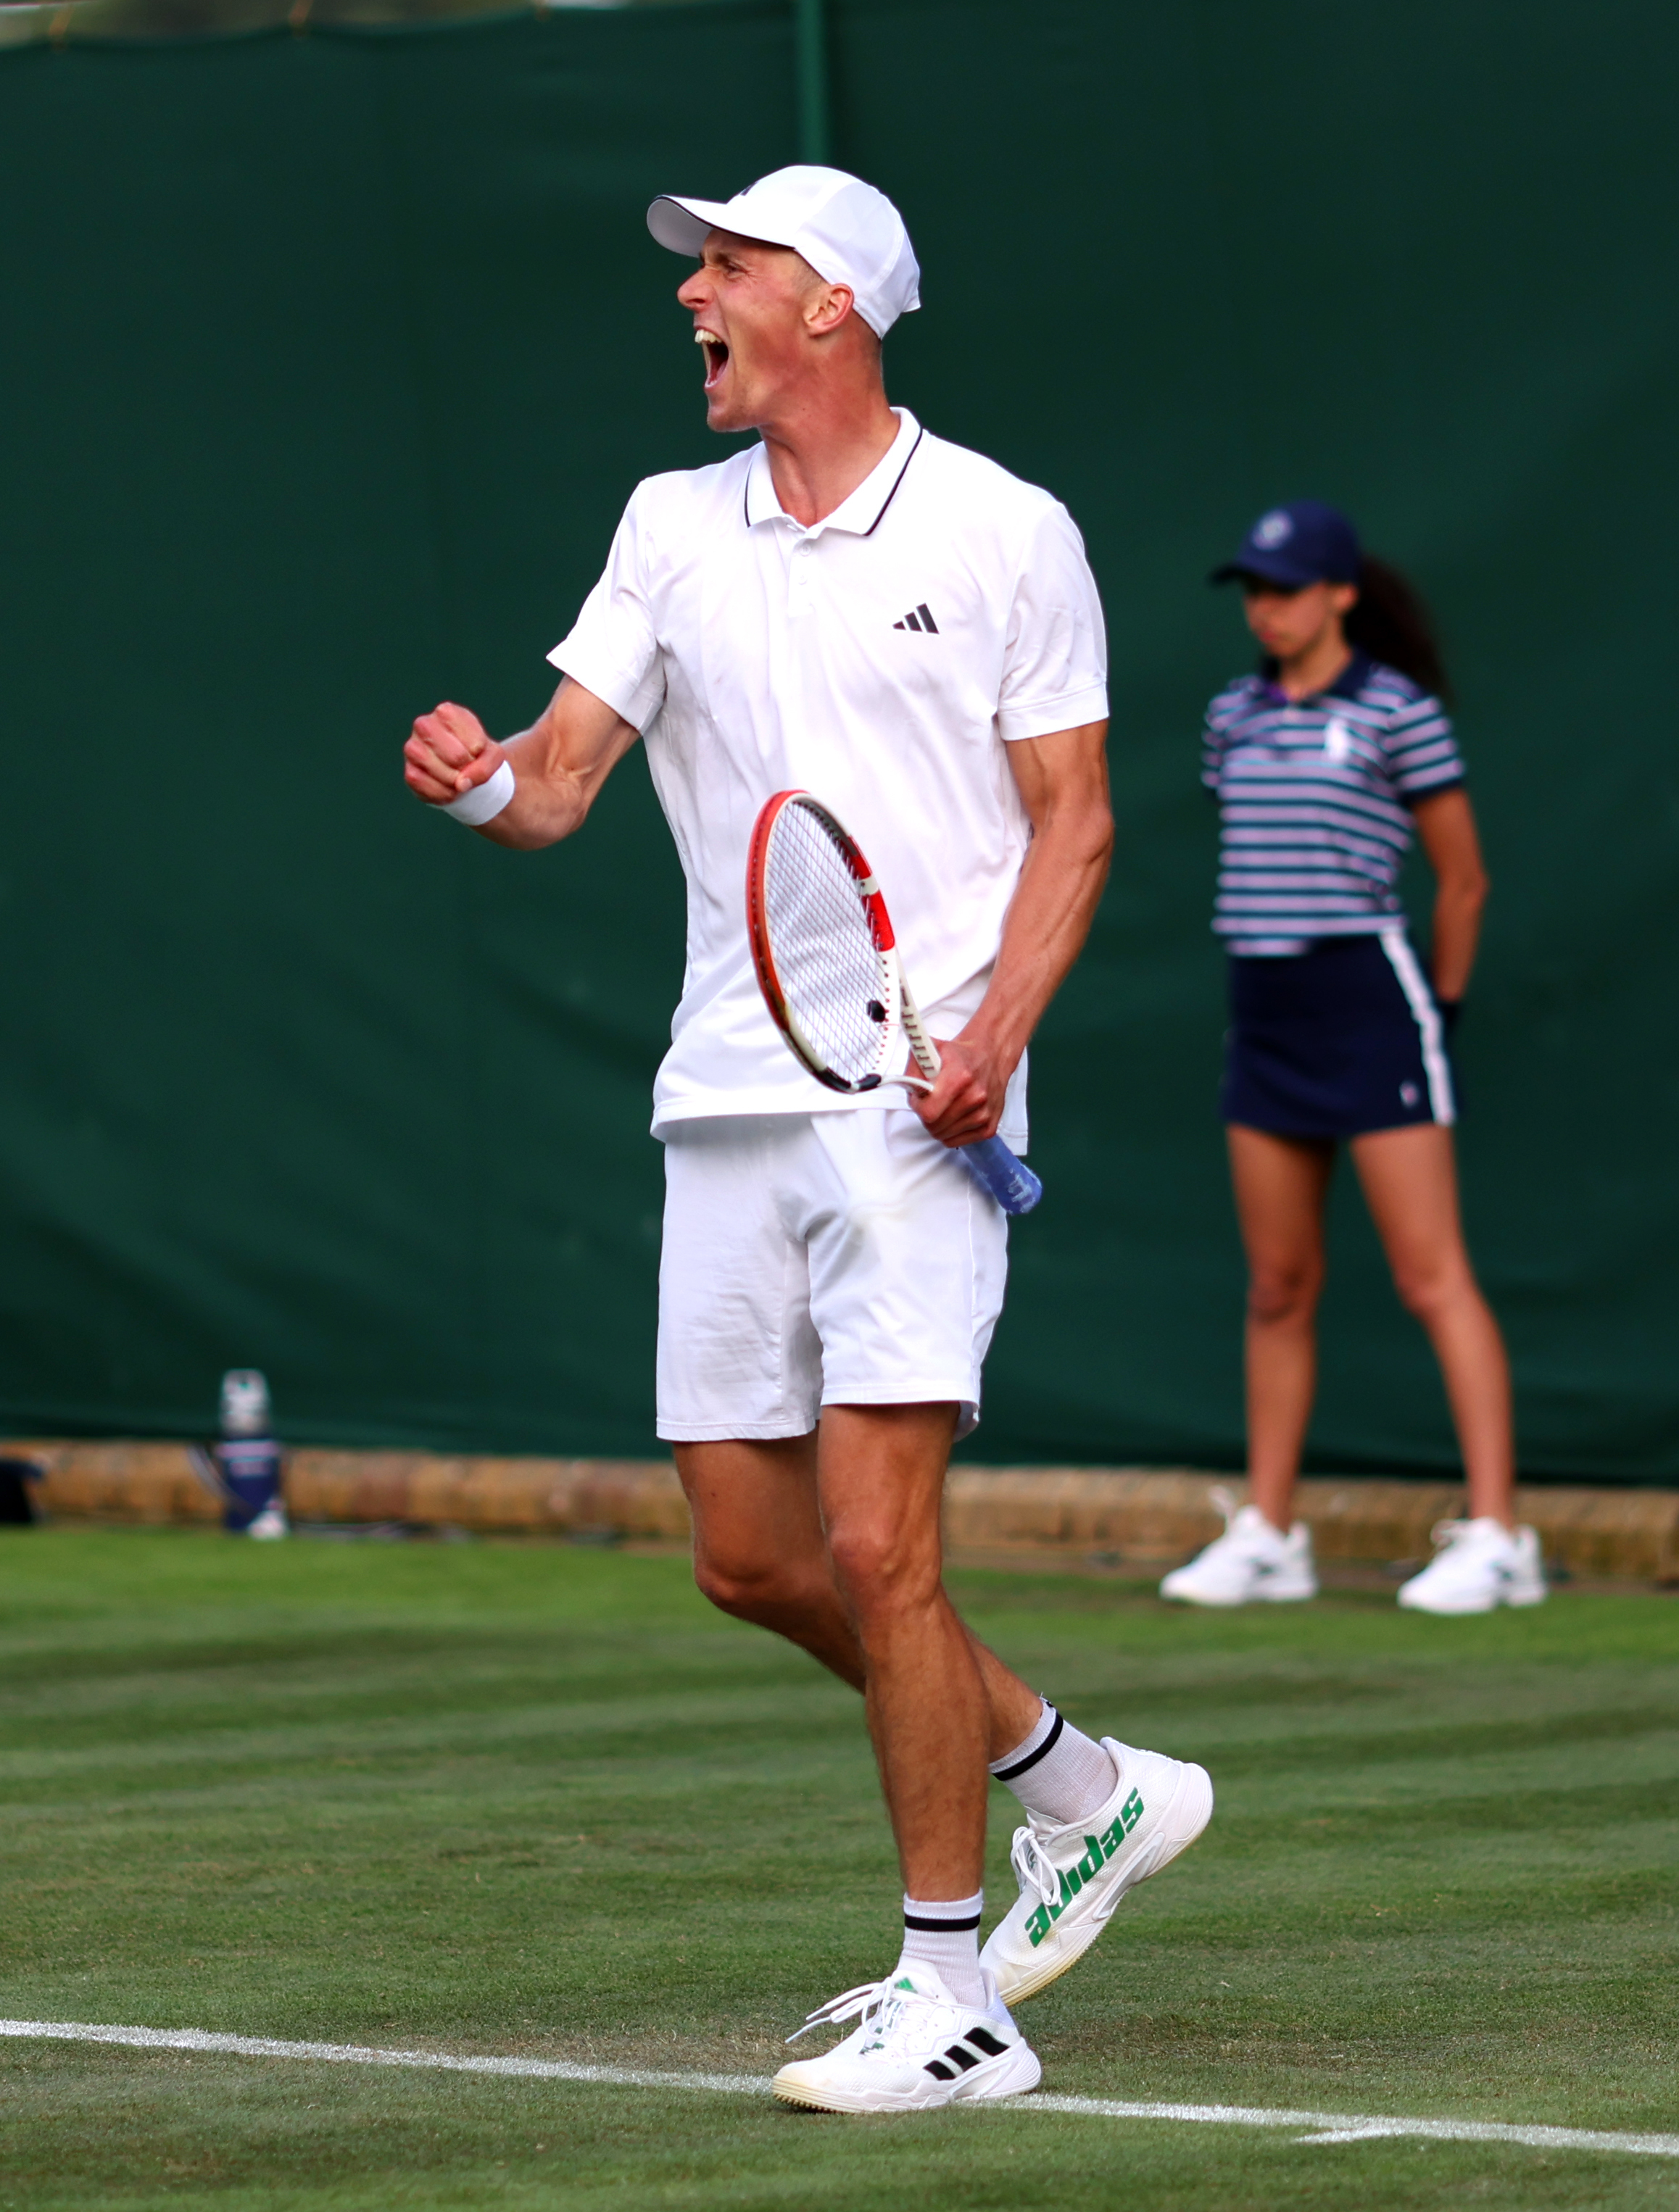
647, 165, 921, 339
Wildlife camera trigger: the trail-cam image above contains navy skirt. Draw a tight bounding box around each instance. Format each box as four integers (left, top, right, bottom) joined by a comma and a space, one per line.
1220, 933, 1456, 1139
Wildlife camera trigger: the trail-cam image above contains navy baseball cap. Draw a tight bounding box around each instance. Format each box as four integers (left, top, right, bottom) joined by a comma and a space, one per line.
1211, 499, 1361, 588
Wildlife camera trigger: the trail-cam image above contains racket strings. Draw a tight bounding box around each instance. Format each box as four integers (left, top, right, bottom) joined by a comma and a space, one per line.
763, 803, 890, 1088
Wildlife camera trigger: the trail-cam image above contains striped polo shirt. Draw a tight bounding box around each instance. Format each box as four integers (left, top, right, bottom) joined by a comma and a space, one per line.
1201, 651, 1464, 954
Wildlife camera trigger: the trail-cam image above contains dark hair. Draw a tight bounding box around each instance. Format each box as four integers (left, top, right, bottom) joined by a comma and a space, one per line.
1345, 555, 1451, 703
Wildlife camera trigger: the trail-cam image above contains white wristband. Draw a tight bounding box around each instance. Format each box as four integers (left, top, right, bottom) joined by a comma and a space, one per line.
439, 759, 515, 826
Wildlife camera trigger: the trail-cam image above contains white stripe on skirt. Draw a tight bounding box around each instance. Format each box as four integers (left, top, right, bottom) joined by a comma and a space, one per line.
1377, 928, 1456, 1126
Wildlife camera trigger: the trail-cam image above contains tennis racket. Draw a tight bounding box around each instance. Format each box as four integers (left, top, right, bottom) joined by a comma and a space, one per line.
745, 790, 1043, 1216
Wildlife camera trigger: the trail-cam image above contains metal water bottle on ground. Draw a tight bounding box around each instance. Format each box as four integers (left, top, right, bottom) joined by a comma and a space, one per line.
210, 1370, 288, 1538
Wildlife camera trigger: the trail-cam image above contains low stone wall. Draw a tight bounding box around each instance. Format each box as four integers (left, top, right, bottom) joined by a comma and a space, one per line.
7, 1440, 1677, 1585
942, 1468, 1679, 1583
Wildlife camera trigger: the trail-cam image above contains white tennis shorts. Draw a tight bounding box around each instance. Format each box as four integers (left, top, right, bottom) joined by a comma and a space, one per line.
655, 1110, 1009, 1444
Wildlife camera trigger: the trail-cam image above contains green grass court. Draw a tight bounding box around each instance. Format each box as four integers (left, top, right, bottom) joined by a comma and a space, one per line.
0, 1528, 1673, 2210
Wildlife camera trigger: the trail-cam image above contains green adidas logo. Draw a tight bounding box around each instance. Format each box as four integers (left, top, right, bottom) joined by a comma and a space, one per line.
1023, 1788, 1143, 1947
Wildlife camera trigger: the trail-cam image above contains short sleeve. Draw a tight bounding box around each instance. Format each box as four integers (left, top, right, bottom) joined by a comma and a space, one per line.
547, 486, 667, 732
995, 502, 1108, 742
1384, 687, 1465, 800
1201, 710, 1223, 794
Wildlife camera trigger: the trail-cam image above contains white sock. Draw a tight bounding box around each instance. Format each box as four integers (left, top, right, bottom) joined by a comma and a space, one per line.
990, 1700, 1117, 1826
897, 1889, 986, 2008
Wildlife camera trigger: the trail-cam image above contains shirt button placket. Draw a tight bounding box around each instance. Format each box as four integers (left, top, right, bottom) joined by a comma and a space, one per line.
788, 531, 816, 619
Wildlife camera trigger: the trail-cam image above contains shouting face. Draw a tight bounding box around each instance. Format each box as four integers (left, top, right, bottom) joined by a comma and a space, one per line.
676, 229, 853, 434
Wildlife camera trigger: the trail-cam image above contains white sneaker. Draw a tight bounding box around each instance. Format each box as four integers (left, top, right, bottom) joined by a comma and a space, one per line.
980, 1740, 1214, 2006
1158, 1489, 1317, 1605
773, 1964, 1040, 2113
1397, 1518, 1547, 1614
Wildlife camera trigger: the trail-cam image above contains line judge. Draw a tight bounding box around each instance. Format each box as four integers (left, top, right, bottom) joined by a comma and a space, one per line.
404, 166, 1212, 2115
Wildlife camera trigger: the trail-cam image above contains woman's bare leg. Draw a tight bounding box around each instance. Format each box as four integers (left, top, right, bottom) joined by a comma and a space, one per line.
1350, 1124, 1515, 1527
1227, 1126, 1335, 1533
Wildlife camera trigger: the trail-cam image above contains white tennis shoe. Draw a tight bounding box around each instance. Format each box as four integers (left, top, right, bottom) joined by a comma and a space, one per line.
1397, 1518, 1546, 1613
981, 1740, 1214, 2006
773, 1964, 1040, 2113
1158, 1490, 1318, 1605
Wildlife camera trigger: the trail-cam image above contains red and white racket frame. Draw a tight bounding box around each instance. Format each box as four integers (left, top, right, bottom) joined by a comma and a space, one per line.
747, 789, 938, 1096
744, 789, 1042, 1215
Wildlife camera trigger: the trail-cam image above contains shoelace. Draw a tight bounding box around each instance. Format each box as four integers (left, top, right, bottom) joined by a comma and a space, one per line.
1427, 1518, 1472, 1551
1007, 1821, 1061, 1910
784, 1976, 902, 2046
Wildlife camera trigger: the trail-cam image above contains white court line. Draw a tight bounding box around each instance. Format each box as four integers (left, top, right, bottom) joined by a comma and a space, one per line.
2, 2018, 1675, 2159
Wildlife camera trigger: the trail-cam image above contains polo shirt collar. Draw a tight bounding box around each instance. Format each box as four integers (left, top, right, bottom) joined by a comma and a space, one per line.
743, 407, 924, 536
1325, 647, 1373, 701
1256, 645, 1372, 707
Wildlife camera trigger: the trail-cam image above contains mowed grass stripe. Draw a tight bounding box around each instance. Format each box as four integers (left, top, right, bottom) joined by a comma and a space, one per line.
0, 1678, 857, 1784
4, 2018, 1678, 2159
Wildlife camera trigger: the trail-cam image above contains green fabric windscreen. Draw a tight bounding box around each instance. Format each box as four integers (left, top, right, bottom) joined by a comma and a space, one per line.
1, 0, 1673, 1479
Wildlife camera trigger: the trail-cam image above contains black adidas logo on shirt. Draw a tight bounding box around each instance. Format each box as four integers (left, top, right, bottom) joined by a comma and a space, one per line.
892, 604, 940, 633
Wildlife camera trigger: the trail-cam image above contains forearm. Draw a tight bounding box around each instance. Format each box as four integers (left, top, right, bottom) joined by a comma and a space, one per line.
1411, 787, 1488, 1005
1430, 881, 1485, 1002
407, 677, 639, 851
468, 725, 597, 851
963, 791, 1113, 1075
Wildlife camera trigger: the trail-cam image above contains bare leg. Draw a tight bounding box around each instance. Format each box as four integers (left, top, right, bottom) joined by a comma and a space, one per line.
818, 1405, 1001, 1898
676, 1411, 1041, 1897
1227, 1126, 1335, 1533
1351, 1124, 1515, 1527
676, 1433, 866, 1687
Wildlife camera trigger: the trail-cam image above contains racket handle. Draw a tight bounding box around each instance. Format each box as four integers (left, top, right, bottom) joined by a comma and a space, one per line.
957, 1136, 1043, 1217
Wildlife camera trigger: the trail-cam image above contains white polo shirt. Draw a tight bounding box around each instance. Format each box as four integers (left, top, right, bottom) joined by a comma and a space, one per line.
548, 408, 1108, 1144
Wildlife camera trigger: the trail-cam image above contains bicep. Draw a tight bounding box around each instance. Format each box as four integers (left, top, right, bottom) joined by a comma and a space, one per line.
1004, 720, 1111, 831
520, 675, 641, 791
1411, 786, 1486, 886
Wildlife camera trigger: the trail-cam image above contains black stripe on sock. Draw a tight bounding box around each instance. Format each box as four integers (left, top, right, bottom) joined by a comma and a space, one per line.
903, 1910, 982, 1932
991, 1707, 1063, 1781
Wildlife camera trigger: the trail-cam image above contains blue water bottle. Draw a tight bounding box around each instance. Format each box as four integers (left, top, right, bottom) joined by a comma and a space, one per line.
215, 1370, 287, 1539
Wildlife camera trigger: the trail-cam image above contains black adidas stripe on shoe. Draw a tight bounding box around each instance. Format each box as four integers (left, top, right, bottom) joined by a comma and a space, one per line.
923, 2026, 1009, 2080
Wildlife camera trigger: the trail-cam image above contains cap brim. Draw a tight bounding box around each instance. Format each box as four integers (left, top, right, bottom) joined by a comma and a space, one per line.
647, 194, 734, 256
1209, 552, 1319, 588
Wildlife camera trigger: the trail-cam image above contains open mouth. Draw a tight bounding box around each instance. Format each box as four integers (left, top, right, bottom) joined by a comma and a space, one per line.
695, 326, 729, 391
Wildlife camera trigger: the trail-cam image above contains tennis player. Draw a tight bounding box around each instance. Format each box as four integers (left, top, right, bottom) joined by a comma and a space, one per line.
404, 166, 1211, 2113
1161, 501, 1544, 1615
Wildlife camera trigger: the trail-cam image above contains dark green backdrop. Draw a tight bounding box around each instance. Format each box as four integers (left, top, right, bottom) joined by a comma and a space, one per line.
2, 0, 1675, 1478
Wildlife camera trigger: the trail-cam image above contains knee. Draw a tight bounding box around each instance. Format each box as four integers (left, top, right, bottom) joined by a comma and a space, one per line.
1390, 1260, 1472, 1324
1247, 1259, 1324, 1329
692, 1548, 804, 1624
825, 1517, 939, 1624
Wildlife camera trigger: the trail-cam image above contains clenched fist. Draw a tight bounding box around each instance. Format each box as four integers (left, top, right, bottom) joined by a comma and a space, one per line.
404, 701, 507, 806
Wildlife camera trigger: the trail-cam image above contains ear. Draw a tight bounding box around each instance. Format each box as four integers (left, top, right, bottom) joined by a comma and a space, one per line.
805, 282, 856, 337
1330, 581, 1359, 616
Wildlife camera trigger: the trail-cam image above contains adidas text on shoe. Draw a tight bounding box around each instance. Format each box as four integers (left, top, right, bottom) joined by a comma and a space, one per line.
981, 1741, 1214, 2007
773, 1965, 1040, 2114
1158, 1489, 1317, 1606
1397, 1518, 1547, 1615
